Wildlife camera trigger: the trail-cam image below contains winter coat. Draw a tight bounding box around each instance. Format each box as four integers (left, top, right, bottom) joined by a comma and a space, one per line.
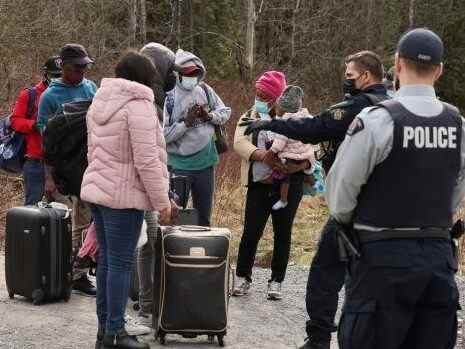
10, 81, 47, 159
271, 109, 316, 162
140, 42, 175, 116
80, 78, 170, 212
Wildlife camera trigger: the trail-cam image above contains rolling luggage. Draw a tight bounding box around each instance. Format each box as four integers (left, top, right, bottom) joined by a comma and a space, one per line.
153, 225, 231, 347
5, 204, 72, 305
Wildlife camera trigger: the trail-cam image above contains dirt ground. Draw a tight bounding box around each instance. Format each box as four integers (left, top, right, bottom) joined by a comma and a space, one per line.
0, 254, 325, 349
1, 253, 464, 349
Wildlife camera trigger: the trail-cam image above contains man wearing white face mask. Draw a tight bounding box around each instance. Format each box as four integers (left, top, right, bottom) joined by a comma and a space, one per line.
163, 49, 231, 227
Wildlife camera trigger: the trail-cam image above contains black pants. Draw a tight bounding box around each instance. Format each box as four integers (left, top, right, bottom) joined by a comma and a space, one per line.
338, 238, 458, 349
236, 177, 303, 283
305, 218, 346, 341
172, 167, 214, 227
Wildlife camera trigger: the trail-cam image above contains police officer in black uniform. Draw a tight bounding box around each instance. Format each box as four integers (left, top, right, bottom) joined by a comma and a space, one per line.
326, 28, 465, 349
243, 51, 389, 349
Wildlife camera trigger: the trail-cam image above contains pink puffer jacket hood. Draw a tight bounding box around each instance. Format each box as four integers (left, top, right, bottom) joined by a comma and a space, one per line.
80, 78, 170, 212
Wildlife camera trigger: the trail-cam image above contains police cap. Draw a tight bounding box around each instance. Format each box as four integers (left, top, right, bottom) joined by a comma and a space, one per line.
397, 28, 443, 65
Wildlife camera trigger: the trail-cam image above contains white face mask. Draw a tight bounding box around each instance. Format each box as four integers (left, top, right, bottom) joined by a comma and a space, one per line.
180, 76, 198, 90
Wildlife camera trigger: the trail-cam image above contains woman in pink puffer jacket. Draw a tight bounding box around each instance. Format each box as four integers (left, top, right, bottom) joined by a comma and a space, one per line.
80, 51, 170, 349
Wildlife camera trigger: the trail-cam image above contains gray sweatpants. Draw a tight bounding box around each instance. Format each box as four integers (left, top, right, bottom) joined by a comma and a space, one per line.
137, 210, 159, 314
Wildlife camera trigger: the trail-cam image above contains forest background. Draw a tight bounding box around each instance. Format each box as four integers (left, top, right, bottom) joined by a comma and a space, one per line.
1, 0, 464, 266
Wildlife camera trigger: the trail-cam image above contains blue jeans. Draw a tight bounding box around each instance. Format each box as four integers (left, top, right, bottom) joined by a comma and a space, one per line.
23, 159, 45, 205
91, 204, 144, 335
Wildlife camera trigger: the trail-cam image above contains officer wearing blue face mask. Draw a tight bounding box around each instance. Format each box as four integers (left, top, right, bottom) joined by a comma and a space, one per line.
163, 49, 231, 227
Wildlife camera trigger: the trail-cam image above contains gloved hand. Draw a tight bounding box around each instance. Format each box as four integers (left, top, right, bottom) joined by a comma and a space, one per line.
197, 105, 212, 122
241, 119, 272, 135
184, 105, 200, 127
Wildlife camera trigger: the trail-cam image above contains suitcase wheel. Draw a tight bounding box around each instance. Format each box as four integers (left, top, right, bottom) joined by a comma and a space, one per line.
159, 335, 166, 345
62, 287, 72, 302
218, 335, 225, 347
8, 292, 14, 299
133, 302, 140, 311
32, 289, 44, 305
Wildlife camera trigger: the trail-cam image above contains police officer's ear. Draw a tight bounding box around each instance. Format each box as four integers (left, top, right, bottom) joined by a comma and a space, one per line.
433, 63, 444, 82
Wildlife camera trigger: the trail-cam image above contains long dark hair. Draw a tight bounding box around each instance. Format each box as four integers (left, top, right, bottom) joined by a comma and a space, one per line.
115, 50, 156, 88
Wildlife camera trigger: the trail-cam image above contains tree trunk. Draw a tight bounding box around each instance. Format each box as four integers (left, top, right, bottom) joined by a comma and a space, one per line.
245, 0, 256, 73
140, 0, 147, 43
291, 0, 300, 59
188, 0, 194, 51
176, 0, 182, 48
409, 0, 415, 28
129, 0, 137, 45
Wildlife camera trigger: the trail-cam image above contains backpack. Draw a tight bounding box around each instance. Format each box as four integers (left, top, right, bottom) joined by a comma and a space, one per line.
0, 87, 37, 173
43, 99, 91, 196
199, 83, 229, 154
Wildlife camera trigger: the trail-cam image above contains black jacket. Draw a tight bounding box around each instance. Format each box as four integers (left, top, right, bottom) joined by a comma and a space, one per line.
267, 84, 388, 171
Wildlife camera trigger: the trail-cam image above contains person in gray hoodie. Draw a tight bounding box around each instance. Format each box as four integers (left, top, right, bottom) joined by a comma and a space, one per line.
163, 49, 231, 227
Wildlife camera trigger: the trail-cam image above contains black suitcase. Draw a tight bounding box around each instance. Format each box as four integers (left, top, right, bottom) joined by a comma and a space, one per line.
5, 205, 72, 305
153, 225, 231, 347
128, 207, 200, 310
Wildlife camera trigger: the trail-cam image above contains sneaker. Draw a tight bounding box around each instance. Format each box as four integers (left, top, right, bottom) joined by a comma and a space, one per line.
298, 337, 330, 349
124, 315, 151, 336
272, 200, 288, 210
232, 277, 251, 296
134, 312, 152, 328
267, 280, 282, 300
72, 275, 97, 297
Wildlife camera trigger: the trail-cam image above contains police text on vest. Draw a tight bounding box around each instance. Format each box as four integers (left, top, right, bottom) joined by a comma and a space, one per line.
403, 126, 457, 149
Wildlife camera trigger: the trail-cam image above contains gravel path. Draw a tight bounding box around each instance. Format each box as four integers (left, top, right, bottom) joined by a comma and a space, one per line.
0, 254, 464, 348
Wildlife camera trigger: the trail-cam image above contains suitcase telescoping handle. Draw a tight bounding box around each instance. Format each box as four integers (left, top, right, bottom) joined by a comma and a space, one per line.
176, 225, 211, 232
38, 201, 72, 219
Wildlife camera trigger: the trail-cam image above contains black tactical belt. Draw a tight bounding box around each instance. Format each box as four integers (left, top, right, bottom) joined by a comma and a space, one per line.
357, 228, 450, 243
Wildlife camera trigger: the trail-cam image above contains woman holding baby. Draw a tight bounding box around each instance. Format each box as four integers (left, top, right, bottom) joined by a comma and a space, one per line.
232, 71, 316, 301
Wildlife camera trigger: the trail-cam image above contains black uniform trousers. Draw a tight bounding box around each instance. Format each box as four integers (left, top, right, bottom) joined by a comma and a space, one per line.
236, 175, 303, 283
305, 218, 346, 341
338, 238, 459, 349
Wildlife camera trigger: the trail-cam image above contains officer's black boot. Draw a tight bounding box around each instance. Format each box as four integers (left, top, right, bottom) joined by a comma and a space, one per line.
95, 328, 105, 349
298, 337, 330, 349
299, 323, 332, 349
102, 328, 149, 349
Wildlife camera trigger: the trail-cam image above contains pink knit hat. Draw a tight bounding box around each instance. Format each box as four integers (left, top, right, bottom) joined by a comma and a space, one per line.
255, 71, 287, 102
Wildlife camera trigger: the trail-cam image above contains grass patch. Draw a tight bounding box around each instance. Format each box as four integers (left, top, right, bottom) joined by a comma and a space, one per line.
212, 177, 328, 268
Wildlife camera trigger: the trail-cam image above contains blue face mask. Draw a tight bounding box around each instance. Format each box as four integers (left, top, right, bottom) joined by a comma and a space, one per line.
255, 99, 270, 115
180, 76, 198, 90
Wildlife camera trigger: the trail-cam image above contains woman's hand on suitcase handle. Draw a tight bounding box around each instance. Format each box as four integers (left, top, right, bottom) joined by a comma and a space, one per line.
170, 199, 180, 222
159, 206, 172, 225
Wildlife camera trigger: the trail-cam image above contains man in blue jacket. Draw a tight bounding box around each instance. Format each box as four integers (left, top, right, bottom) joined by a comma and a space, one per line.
38, 43, 97, 296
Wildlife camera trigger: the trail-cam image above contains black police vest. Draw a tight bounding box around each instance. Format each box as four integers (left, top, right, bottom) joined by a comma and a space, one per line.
354, 100, 462, 228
